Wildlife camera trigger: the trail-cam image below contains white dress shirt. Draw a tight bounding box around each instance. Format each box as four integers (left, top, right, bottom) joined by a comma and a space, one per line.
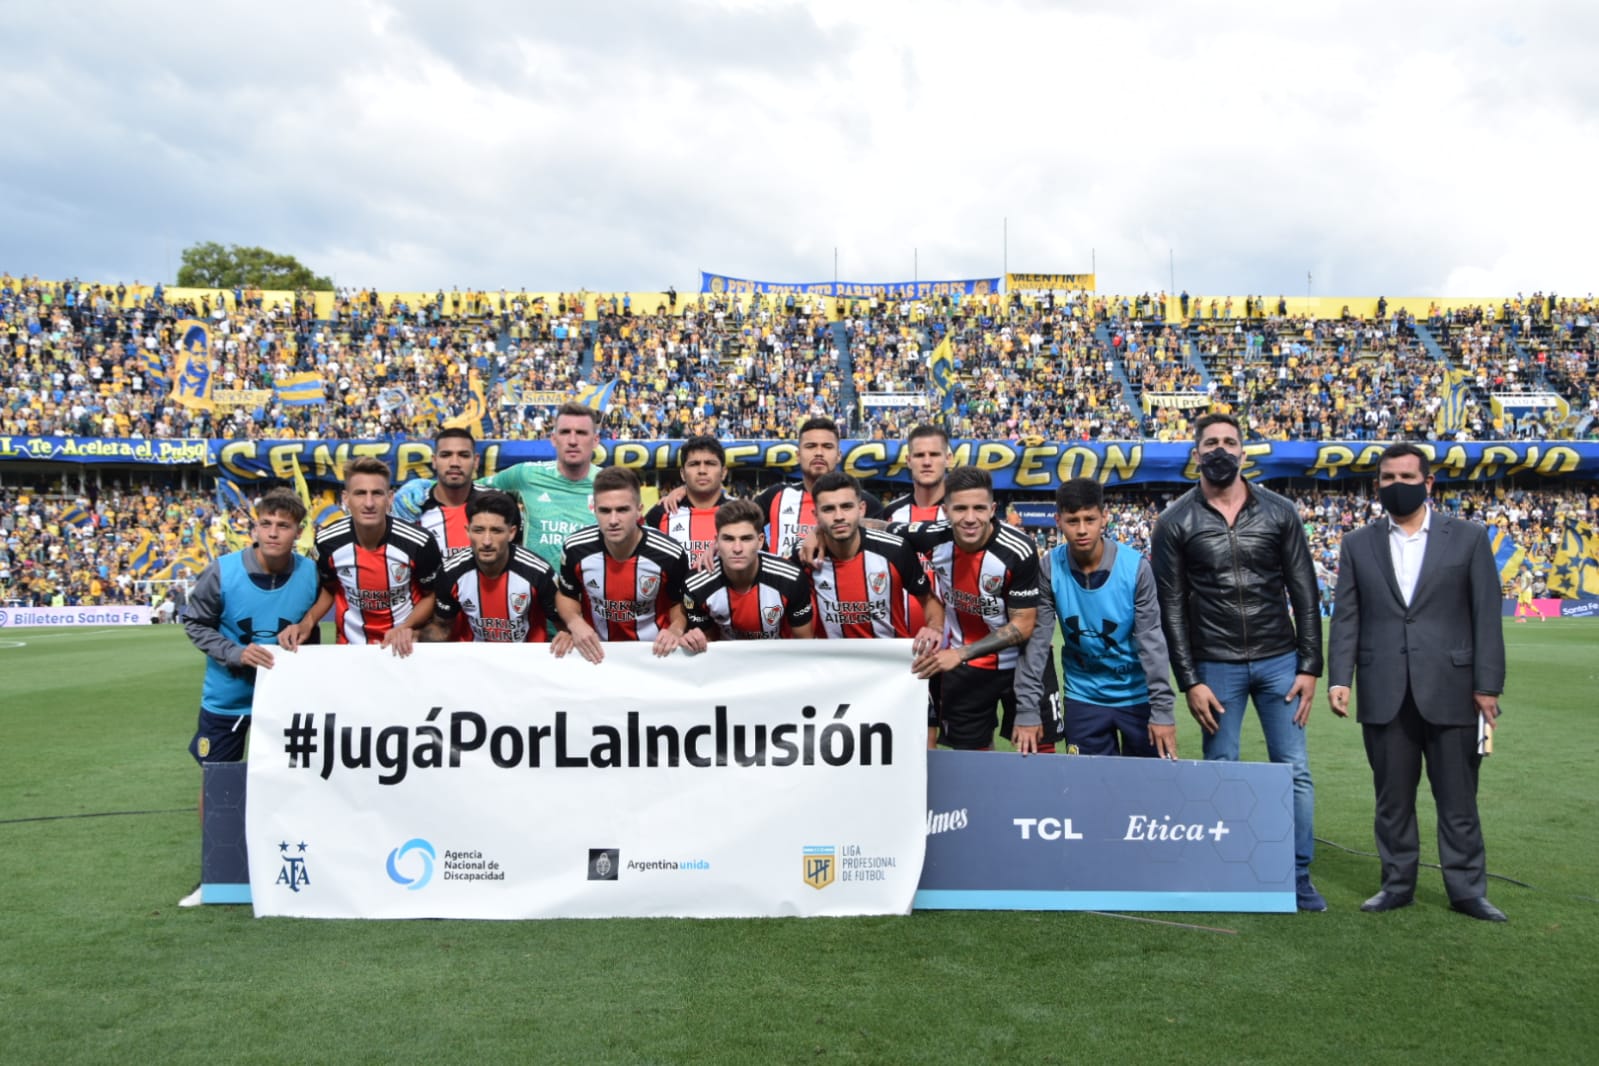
1387, 505, 1432, 605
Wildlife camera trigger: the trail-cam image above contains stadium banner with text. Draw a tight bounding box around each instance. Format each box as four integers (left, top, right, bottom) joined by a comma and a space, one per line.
915, 750, 1295, 912
859, 392, 930, 409
5, 436, 1599, 491
211, 389, 275, 408
248, 643, 927, 920
699, 272, 1001, 299
1005, 272, 1096, 292
0, 605, 152, 628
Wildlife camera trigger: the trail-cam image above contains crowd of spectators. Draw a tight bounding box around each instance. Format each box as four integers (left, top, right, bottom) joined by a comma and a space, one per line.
6, 475, 1591, 609
4, 272, 1594, 444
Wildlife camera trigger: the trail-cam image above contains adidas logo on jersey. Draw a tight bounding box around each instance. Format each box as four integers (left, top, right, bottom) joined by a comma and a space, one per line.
460, 598, 476, 612
537, 492, 553, 503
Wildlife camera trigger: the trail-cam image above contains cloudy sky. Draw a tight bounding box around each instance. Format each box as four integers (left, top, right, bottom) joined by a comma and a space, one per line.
2, 0, 1593, 297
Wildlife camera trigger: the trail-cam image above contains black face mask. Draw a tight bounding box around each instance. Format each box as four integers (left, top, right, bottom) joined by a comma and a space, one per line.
1379, 480, 1429, 517
1198, 448, 1241, 487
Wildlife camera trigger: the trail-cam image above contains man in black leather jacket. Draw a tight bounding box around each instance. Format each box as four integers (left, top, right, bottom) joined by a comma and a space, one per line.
1151, 412, 1327, 911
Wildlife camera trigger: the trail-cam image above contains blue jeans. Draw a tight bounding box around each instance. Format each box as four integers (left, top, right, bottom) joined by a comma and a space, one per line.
1196, 652, 1315, 875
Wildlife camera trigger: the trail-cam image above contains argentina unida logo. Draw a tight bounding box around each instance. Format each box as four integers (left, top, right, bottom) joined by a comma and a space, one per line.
386, 838, 437, 890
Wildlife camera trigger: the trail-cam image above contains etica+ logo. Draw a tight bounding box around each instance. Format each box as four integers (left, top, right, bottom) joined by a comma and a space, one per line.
386, 838, 437, 890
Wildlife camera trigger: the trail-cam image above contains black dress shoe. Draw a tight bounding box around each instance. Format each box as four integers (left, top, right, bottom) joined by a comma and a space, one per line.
1360, 890, 1414, 912
1449, 897, 1508, 922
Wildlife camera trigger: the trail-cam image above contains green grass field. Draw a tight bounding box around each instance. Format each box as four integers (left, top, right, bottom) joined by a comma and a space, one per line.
2, 621, 1597, 1064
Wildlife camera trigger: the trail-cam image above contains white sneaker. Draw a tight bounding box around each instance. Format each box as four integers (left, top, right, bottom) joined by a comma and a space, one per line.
178, 886, 204, 908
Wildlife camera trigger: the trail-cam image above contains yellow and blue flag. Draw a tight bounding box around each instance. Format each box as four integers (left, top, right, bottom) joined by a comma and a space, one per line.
275, 372, 327, 407
1546, 519, 1599, 599
573, 379, 619, 413
58, 503, 92, 529
1433, 369, 1472, 435
126, 529, 159, 576
927, 335, 957, 413
1489, 526, 1525, 583
444, 372, 495, 438
171, 319, 216, 410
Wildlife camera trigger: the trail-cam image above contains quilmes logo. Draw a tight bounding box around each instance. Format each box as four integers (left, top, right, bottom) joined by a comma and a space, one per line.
386, 838, 437, 890
802, 845, 836, 890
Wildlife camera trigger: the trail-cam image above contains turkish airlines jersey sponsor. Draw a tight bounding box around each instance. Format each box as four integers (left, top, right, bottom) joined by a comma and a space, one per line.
902, 520, 1040, 669
644, 495, 729, 559
557, 526, 689, 641
810, 528, 930, 640
881, 492, 944, 635
314, 517, 442, 645
755, 482, 884, 558
433, 545, 557, 643
684, 553, 814, 640
414, 486, 488, 563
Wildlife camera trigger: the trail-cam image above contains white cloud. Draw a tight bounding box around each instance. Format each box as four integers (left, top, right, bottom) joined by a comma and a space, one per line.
0, 0, 1591, 296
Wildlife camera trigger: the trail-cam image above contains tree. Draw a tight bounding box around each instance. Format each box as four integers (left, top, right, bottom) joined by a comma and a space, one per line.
175, 242, 333, 290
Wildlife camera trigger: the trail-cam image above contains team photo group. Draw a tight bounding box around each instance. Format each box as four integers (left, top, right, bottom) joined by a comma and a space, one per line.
184, 402, 1508, 920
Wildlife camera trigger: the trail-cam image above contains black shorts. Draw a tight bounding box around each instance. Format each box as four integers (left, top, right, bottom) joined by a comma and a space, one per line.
189, 708, 250, 766
937, 661, 1065, 750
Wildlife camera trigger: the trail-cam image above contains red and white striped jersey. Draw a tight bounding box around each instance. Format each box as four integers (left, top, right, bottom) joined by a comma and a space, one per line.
902, 520, 1040, 670
644, 495, 729, 559
755, 482, 884, 558
810, 528, 931, 640
556, 526, 689, 641
684, 553, 813, 640
314, 517, 443, 645
433, 545, 557, 643
881, 492, 945, 635
412, 486, 488, 563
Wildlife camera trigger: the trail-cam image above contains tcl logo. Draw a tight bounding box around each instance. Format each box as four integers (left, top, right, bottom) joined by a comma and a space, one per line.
1013, 817, 1085, 841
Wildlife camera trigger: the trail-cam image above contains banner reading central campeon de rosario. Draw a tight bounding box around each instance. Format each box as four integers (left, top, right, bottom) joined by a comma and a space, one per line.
248, 642, 927, 920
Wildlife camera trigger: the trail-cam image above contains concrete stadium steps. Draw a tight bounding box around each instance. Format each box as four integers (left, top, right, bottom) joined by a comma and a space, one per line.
833, 320, 857, 418
1092, 324, 1144, 421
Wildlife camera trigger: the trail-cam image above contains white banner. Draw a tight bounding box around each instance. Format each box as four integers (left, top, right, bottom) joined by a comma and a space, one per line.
0, 605, 151, 628
859, 392, 929, 408
248, 642, 927, 920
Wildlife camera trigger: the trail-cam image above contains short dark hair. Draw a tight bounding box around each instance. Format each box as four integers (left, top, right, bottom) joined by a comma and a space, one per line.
434, 426, 476, 449
466, 489, 521, 534
811, 471, 860, 500
906, 424, 950, 448
555, 402, 599, 427
345, 457, 392, 485
1054, 477, 1103, 514
943, 466, 992, 498
592, 465, 641, 498
255, 487, 306, 525
715, 498, 764, 532
679, 435, 725, 467
1194, 412, 1242, 443
798, 416, 840, 442
1379, 442, 1430, 473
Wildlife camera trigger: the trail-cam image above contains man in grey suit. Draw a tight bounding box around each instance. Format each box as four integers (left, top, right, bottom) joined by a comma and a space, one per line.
1328, 442, 1507, 921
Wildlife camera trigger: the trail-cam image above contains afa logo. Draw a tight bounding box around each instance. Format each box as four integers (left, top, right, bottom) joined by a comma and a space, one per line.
802, 845, 835, 890
275, 840, 311, 892
386, 838, 436, 891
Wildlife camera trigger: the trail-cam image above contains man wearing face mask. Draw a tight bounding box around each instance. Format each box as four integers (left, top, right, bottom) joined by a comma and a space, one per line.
1151, 413, 1326, 911
1327, 443, 1507, 921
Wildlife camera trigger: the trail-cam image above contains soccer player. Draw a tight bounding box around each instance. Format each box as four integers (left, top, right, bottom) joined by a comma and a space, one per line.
882, 422, 950, 638
421, 490, 564, 646
681, 499, 815, 647
404, 402, 599, 568
284, 457, 442, 655
753, 416, 883, 557
556, 466, 690, 662
179, 488, 320, 903
391, 426, 487, 562
1019, 477, 1176, 758
900, 467, 1059, 753
644, 435, 731, 558
807, 471, 942, 650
